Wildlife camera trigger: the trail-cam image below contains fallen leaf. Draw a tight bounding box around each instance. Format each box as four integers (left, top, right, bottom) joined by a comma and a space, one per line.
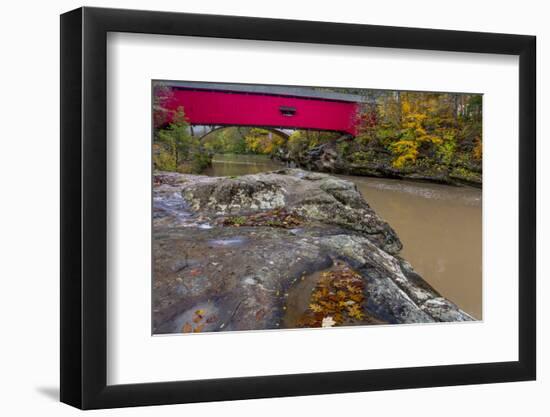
309, 303, 323, 313
321, 316, 336, 327
206, 315, 218, 324
347, 304, 365, 320
255, 309, 266, 321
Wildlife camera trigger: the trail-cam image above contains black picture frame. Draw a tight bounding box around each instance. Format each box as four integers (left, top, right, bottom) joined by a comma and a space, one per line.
60, 6, 536, 410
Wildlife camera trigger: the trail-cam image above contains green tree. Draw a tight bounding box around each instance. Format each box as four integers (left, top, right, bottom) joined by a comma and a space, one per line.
155, 106, 193, 170
203, 127, 248, 154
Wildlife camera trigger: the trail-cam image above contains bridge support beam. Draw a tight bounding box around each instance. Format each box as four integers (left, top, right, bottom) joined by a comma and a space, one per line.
193, 125, 293, 141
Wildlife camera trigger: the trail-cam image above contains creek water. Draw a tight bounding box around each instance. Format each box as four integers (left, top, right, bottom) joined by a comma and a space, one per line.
204, 154, 482, 319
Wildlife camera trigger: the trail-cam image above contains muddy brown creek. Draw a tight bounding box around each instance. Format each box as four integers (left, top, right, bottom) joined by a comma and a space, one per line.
204, 154, 482, 319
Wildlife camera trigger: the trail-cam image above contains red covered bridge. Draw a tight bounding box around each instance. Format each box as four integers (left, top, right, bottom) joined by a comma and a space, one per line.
155, 81, 370, 137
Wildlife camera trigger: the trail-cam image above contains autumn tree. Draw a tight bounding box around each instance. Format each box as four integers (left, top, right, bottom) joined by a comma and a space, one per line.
353, 91, 482, 169
152, 82, 174, 128
244, 128, 286, 155
155, 107, 192, 168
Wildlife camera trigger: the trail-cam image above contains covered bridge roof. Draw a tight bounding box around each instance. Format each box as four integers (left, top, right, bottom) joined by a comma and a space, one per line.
158, 80, 373, 104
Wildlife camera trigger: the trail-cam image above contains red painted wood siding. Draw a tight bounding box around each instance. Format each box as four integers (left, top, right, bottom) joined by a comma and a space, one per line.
163, 89, 360, 136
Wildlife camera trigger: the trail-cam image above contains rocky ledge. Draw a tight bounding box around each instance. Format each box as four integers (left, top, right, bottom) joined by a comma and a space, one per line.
153, 168, 474, 334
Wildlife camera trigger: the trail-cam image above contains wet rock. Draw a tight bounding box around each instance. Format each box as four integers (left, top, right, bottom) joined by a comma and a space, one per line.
152, 170, 474, 334
153, 226, 335, 333
317, 234, 473, 323
178, 168, 402, 255
421, 298, 474, 322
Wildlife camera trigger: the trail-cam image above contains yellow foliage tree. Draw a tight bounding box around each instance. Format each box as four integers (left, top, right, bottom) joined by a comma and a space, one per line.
473, 137, 483, 160
245, 128, 285, 155
387, 93, 454, 168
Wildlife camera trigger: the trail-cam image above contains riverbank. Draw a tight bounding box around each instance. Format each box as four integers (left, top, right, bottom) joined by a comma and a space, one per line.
274, 141, 482, 188
153, 169, 474, 334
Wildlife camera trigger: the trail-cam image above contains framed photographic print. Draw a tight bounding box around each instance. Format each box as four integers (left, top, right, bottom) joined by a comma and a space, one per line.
60, 6, 536, 409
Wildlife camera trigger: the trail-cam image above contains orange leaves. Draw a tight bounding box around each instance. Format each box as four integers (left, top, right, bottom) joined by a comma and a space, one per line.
182, 322, 205, 333
296, 264, 367, 328
193, 309, 205, 323
349, 293, 363, 303
309, 303, 323, 313
347, 304, 365, 321
181, 309, 212, 333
